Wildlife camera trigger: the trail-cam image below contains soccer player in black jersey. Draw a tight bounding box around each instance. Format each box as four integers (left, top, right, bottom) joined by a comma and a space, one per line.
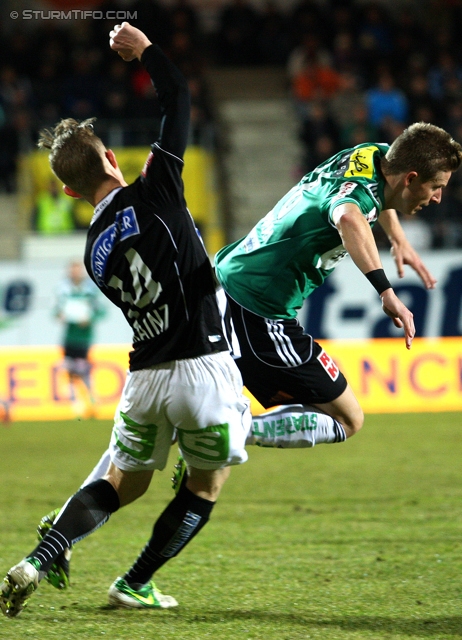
0, 23, 252, 616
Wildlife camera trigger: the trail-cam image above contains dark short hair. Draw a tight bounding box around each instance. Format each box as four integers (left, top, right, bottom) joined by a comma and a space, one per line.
381, 122, 462, 182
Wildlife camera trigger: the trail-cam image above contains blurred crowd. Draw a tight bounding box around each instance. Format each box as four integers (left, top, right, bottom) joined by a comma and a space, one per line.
1, 0, 462, 246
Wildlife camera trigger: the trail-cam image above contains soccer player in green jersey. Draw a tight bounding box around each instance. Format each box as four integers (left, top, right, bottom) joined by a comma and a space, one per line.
215, 123, 462, 445
55, 260, 105, 418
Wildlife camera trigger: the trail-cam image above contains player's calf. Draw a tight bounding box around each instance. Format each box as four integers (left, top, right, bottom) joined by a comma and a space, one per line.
247, 405, 346, 448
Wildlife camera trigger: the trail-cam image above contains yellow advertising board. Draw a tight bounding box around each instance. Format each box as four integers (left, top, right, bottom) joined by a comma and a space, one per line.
0, 345, 129, 422
19, 146, 224, 255
0, 338, 460, 423
325, 338, 462, 413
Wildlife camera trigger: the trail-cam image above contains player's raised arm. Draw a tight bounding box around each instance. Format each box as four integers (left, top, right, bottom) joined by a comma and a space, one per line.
110, 22, 190, 160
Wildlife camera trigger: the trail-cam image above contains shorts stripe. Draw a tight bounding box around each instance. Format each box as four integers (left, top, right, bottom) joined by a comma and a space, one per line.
265, 319, 303, 367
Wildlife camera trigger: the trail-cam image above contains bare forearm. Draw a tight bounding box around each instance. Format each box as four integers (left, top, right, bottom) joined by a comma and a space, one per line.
336, 207, 383, 275
378, 208, 406, 243
334, 204, 415, 348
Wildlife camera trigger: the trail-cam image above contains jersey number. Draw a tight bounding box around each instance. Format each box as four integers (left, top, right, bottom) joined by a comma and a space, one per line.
108, 248, 162, 319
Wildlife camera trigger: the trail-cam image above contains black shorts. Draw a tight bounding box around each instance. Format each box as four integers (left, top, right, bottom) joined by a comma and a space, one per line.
64, 345, 89, 360
227, 296, 347, 409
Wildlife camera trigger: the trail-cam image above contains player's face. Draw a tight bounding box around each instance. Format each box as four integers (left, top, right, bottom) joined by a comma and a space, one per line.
69, 262, 85, 284
402, 170, 452, 215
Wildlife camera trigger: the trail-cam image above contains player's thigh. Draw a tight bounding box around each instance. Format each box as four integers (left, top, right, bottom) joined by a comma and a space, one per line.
238, 340, 348, 408
165, 352, 250, 470
108, 368, 176, 474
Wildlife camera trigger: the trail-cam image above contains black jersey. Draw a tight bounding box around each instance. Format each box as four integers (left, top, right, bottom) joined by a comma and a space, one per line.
84, 44, 228, 371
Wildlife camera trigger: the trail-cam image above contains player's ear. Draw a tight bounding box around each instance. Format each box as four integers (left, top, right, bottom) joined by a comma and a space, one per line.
63, 185, 82, 198
404, 171, 418, 186
106, 149, 118, 169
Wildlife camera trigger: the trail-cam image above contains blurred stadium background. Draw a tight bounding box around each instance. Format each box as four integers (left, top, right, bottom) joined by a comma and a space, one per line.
0, 0, 461, 422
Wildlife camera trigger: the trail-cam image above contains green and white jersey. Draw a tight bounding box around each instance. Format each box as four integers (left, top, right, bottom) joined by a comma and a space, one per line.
55, 278, 106, 350
215, 142, 389, 319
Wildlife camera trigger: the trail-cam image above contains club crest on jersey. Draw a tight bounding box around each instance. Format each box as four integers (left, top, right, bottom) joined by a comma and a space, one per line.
91, 207, 140, 287
317, 348, 340, 381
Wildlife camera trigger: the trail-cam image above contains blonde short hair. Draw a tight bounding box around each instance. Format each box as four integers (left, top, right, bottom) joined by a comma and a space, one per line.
38, 118, 108, 198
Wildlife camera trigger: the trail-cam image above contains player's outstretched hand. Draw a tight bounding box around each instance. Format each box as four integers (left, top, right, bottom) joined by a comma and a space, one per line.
109, 22, 152, 62
380, 289, 415, 349
390, 235, 437, 290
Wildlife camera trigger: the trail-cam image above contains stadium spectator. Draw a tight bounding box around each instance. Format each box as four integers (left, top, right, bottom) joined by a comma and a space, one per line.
0, 109, 35, 192
338, 103, 378, 148
187, 74, 215, 146
356, 2, 393, 84
100, 59, 132, 120
288, 0, 325, 45
33, 179, 76, 234
366, 69, 409, 129
290, 45, 342, 122
428, 51, 462, 102
215, 0, 260, 65
331, 30, 361, 75
407, 72, 441, 126
0, 65, 33, 121
168, 0, 201, 43
329, 71, 367, 131
298, 100, 339, 174
61, 50, 102, 120
32, 62, 63, 126
1, 0, 462, 246
255, 1, 291, 66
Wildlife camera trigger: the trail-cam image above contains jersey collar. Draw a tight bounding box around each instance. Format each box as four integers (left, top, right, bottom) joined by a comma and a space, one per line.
91, 187, 123, 225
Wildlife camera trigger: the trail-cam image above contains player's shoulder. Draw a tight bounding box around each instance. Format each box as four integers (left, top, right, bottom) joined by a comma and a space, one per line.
334, 143, 387, 184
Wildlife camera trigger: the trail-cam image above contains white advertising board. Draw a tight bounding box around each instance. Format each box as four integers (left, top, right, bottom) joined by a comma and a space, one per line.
0, 250, 461, 346
0, 257, 131, 346
300, 250, 462, 340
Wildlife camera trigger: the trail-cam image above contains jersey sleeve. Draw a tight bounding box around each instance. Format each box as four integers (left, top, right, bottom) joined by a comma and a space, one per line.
326, 180, 379, 227
325, 143, 388, 227
140, 44, 190, 159
137, 44, 191, 200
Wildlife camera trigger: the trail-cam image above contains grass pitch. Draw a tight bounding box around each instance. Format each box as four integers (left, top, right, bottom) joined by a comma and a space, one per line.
0, 413, 461, 640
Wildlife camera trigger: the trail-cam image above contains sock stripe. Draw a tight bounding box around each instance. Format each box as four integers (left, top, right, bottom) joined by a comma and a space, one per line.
161, 511, 201, 558
48, 529, 70, 546
334, 420, 346, 442
33, 530, 71, 568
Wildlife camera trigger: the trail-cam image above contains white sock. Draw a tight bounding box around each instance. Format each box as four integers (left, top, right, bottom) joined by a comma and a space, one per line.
80, 449, 111, 487
246, 405, 346, 448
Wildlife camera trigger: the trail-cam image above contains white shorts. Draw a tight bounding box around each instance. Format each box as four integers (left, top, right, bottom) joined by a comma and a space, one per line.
109, 351, 251, 472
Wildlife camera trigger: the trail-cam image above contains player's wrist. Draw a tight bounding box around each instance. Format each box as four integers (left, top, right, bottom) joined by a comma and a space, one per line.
365, 268, 392, 296
137, 40, 153, 61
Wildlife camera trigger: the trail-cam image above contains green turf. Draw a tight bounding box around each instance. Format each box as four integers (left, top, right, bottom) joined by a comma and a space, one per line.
1, 413, 461, 639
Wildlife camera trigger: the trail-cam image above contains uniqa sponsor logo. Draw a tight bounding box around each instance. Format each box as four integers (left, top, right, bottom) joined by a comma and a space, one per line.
91, 207, 140, 287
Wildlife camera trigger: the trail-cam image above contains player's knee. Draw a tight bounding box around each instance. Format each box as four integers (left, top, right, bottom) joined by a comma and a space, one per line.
343, 406, 364, 438
104, 464, 153, 507
187, 466, 230, 501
